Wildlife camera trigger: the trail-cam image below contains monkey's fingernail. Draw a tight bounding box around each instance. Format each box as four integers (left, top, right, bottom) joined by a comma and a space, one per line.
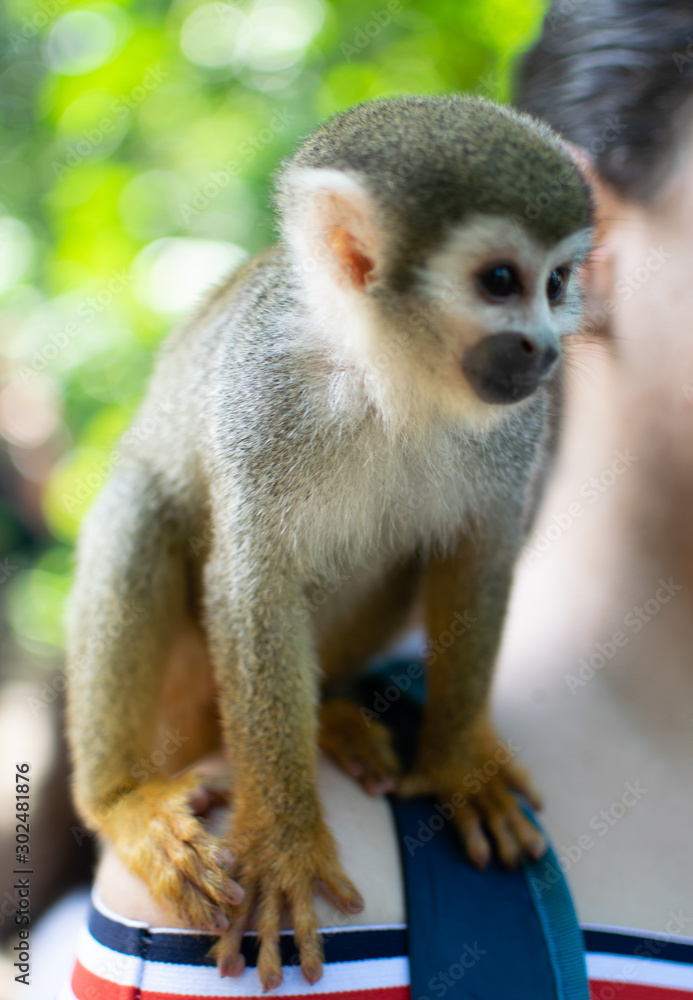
468, 842, 491, 870
220, 955, 246, 977
210, 847, 235, 869
528, 837, 547, 858
225, 882, 245, 904
346, 894, 365, 913
188, 791, 208, 813
215, 913, 231, 932
365, 777, 396, 796
263, 973, 283, 992
302, 961, 322, 985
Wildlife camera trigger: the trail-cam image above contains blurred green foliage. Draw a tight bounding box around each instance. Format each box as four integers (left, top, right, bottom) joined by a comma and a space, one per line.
0, 0, 545, 658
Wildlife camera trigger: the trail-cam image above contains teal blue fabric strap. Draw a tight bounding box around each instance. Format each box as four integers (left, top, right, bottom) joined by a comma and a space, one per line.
365, 658, 589, 999
523, 828, 590, 1000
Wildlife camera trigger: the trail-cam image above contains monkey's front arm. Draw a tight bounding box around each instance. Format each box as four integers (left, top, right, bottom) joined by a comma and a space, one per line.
202, 522, 363, 988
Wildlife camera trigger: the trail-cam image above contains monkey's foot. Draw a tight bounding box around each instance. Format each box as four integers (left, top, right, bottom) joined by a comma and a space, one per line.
319, 698, 400, 795
397, 722, 546, 870
212, 813, 364, 988
100, 772, 244, 932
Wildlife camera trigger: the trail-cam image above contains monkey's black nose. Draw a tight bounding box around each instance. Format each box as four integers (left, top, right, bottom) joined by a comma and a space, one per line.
462, 332, 559, 405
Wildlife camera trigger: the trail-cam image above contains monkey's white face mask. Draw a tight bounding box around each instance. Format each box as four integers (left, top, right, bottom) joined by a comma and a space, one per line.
280, 166, 592, 435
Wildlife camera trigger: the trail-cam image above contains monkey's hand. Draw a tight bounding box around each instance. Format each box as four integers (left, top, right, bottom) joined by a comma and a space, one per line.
99, 771, 244, 932
212, 807, 364, 989
397, 716, 546, 870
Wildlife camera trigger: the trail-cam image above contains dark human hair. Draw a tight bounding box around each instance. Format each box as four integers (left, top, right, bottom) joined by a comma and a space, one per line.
514, 0, 693, 201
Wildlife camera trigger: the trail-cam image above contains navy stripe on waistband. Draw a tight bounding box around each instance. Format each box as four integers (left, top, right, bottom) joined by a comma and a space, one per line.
583, 928, 693, 966
88, 905, 407, 967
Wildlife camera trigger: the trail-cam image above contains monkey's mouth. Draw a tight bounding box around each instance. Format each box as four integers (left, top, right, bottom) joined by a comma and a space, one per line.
461, 331, 559, 405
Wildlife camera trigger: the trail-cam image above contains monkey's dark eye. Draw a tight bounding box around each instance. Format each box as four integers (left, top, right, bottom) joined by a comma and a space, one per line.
478, 264, 522, 301
547, 267, 568, 302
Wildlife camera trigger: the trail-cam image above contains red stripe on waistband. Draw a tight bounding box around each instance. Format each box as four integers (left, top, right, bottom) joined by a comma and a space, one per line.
72, 960, 412, 1000
590, 979, 693, 999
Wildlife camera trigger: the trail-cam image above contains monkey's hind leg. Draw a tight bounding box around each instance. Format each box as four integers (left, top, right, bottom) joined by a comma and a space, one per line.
67, 464, 242, 933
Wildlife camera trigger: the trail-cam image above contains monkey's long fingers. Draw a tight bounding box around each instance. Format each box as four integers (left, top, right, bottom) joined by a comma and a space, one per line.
160, 812, 244, 908
482, 791, 523, 869
316, 865, 364, 916
175, 876, 230, 932
150, 822, 240, 929
499, 760, 544, 811
487, 781, 546, 860
256, 885, 284, 991
212, 887, 256, 978
291, 882, 324, 985
451, 802, 492, 870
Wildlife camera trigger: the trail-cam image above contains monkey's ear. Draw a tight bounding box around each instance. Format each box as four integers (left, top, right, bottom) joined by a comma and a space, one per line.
279, 168, 382, 290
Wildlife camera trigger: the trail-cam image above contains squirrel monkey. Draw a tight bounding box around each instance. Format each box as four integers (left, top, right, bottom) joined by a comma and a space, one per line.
67, 94, 593, 989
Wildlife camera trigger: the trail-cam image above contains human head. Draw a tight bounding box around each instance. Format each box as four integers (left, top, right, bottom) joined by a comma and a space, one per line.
515, 0, 693, 203
514, 0, 693, 582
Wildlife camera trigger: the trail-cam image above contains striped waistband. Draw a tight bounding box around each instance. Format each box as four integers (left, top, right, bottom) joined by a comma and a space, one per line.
584, 925, 693, 998
65, 893, 410, 1000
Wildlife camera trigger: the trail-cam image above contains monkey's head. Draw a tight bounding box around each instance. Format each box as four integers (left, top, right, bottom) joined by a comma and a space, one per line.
276, 94, 594, 431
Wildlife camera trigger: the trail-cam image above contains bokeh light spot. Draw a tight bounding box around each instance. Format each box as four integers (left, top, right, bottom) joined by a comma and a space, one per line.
133, 238, 248, 315
180, 3, 245, 69
44, 9, 120, 76
0, 217, 35, 295
0, 377, 61, 450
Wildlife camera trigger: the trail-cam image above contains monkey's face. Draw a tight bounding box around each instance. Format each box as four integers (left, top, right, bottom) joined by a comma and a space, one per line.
279, 167, 592, 432
416, 215, 592, 409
